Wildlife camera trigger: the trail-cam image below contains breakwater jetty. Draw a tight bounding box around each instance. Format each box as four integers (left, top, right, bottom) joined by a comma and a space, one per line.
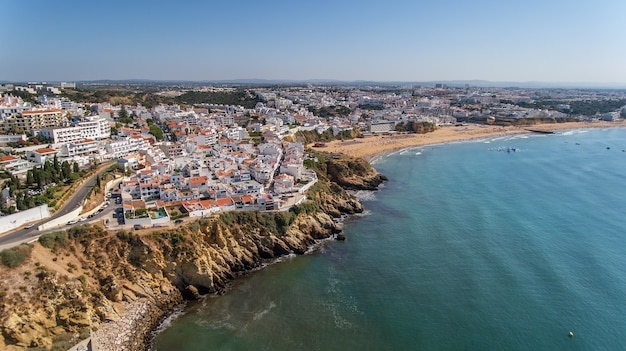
526, 129, 554, 134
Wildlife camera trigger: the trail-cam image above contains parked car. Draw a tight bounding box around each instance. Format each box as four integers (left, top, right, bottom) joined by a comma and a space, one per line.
25, 223, 35, 229
79, 217, 87, 222
174, 219, 184, 224
67, 220, 78, 225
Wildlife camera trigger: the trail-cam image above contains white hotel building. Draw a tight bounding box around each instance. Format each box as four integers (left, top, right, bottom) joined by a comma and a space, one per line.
106, 136, 150, 157
61, 139, 99, 157
40, 115, 110, 144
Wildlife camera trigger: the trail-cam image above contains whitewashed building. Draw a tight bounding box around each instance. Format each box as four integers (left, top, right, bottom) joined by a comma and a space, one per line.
40, 116, 110, 144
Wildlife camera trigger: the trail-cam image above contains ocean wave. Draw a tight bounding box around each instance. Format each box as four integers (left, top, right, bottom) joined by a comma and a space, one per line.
193, 305, 236, 331
201, 318, 236, 331
355, 209, 372, 217
260, 253, 297, 268
305, 236, 336, 254
561, 129, 589, 136
386, 149, 403, 158
355, 190, 377, 202
504, 135, 528, 141
252, 301, 276, 321
150, 302, 187, 337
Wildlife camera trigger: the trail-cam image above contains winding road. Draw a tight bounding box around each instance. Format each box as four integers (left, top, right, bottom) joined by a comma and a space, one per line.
0, 163, 114, 250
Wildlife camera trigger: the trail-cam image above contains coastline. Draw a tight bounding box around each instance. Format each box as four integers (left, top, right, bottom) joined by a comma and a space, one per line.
64, 122, 623, 351
62, 121, 626, 351
147, 234, 340, 349
76, 154, 380, 351
313, 120, 626, 162
91, 292, 183, 351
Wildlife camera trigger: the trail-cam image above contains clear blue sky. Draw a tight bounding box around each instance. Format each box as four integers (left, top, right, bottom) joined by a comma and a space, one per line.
1, 0, 625, 84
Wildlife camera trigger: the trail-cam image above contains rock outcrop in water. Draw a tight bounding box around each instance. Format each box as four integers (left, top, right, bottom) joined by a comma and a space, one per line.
0, 152, 385, 351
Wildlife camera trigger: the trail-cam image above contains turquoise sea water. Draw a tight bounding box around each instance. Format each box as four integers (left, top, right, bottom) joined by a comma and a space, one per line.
153, 128, 626, 351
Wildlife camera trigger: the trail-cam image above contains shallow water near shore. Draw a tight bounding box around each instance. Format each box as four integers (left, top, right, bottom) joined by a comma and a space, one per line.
153, 128, 626, 351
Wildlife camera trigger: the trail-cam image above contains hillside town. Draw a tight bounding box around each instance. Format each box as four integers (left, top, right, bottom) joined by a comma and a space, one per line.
0, 82, 625, 229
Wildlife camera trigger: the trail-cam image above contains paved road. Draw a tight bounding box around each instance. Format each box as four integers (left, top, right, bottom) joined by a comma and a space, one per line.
0, 163, 114, 250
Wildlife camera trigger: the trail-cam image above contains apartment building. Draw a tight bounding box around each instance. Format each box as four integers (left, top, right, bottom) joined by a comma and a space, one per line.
61, 139, 99, 157
40, 116, 110, 144
1, 109, 67, 134
106, 136, 149, 157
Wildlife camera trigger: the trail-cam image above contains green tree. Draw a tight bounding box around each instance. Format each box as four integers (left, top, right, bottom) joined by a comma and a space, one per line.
96, 174, 101, 188
53, 154, 60, 172
149, 124, 164, 141
26, 170, 34, 187
61, 161, 71, 179
12, 175, 20, 190
118, 105, 128, 119
73, 162, 79, 173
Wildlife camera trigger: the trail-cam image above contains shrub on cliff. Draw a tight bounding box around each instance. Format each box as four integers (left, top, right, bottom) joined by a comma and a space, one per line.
290, 202, 319, 215
0, 244, 32, 268
296, 128, 360, 145
219, 210, 297, 236
39, 231, 69, 250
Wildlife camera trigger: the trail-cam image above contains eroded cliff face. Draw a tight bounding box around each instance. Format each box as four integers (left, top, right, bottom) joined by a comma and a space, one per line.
0, 152, 385, 350
321, 153, 388, 191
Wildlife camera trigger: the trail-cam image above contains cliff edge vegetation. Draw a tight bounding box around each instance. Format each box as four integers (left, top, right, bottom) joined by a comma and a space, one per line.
0, 152, 385, 351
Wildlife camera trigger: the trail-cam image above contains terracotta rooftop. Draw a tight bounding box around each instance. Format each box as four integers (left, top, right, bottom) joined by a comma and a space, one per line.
0, 155, 17, 162
34, 148, 57, 154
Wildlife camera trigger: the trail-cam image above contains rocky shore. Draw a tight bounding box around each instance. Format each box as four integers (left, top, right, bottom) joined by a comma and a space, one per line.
92, 292, 182, 351
0, 151, 386, 351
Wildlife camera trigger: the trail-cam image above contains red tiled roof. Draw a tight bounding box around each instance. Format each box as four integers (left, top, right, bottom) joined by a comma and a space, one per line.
34, 148, 57, 154
215, 198, 234, 207
200, 199, 216, 208
189, 176, 207, 185
0, 155, 17, 162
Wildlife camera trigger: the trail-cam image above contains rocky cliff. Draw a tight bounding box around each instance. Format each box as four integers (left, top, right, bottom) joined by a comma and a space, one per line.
0, 152, 385, 350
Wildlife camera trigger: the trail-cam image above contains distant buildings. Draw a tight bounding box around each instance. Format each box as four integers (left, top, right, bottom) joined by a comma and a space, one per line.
1, 83, 624, 221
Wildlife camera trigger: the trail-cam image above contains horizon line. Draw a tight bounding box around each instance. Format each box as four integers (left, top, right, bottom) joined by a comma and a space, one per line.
2, 78, 626, 89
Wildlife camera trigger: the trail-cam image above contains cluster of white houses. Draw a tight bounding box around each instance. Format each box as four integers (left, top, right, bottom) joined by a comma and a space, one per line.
0, 92, 324, 226
117, 135, 315, 227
